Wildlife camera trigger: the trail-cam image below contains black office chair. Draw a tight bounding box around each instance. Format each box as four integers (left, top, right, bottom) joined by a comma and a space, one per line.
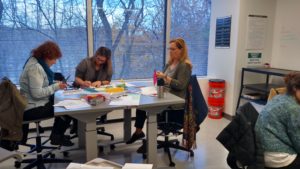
156, 109, 194, 167
16, 118, 71, 169
142, 75, 208, 167
96, 116, 115, 150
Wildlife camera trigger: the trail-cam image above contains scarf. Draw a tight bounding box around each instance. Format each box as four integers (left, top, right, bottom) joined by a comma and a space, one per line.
37, 58, 54, 85
182, 84, 197, 149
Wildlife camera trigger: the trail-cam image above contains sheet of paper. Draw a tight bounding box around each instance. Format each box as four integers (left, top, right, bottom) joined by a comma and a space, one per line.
54, 99, 91, 110
109, 94, 140, 106
63, 89, 84, 95
122, 163, 153, 169
140, 86, 157, 96
67, 162, 113, 169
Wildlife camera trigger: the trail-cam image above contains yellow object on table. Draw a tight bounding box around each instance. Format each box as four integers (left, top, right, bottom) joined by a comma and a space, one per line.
105, 87, 124, 93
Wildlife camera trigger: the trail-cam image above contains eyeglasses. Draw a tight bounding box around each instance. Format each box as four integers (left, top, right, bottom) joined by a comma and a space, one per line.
168, 47, 178, 51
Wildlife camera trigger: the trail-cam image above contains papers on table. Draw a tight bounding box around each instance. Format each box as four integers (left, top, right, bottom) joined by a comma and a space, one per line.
140, 86, 157, 96
85, 158, 123, 169
109, 94, 140, 106
54, 99, 91, 110
63, 89, 83, 95
122, 163, 153, 169
66, 163, 113, 169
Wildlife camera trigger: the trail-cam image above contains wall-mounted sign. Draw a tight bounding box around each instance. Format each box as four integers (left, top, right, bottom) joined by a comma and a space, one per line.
247, 52, 262, 66
215, 16, 232, 48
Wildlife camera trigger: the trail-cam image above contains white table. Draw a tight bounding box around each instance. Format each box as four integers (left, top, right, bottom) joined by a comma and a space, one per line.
54, 85, 184, 168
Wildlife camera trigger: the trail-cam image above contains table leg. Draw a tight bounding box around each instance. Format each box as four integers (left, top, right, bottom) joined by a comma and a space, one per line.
145, 106, 168, 168
147, 113, 157, 167
123, 109, 132, 142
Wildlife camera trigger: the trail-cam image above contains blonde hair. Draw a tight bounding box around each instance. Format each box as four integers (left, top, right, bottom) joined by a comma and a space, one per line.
168, 38, 192, 69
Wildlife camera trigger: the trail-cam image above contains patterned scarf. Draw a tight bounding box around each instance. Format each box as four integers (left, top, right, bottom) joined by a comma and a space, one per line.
182, 84, 197, 149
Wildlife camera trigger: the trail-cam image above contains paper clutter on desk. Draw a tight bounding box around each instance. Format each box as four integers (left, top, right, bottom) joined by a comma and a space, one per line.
122, 163, 153, 169
66, 162, 113, 169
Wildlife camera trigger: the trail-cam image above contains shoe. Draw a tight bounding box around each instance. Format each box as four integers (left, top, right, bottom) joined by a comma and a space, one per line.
137, 142, 146, 154
126, 132, 145, 144
50, 134, 74, 147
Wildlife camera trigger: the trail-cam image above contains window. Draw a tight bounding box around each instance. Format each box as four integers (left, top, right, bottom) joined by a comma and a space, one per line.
171, 0, 211, 76
0, 0, 87, 83
92, 0, 165, 79
0, 0, 211, 83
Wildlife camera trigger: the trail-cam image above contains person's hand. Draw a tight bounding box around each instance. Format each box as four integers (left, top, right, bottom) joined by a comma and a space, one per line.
91, 81, 101, 88
156, 71, 165, 79
81, 81, 92, 88
102, 80, 110, 85
58, 82, 68, 90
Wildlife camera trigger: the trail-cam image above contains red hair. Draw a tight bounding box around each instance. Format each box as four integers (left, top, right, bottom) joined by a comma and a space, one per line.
31, 41, 62, 60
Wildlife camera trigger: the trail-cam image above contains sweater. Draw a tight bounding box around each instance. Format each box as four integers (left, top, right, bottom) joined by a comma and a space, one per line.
255, 94, 300, 154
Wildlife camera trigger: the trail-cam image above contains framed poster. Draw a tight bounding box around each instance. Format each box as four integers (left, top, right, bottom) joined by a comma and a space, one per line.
215, 16, 232, 48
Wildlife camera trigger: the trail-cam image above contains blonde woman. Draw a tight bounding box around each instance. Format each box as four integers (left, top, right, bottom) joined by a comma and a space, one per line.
126, 38, 192, 145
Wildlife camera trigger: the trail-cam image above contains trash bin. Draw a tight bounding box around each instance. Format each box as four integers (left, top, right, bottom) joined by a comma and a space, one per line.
208, 79, 225, 119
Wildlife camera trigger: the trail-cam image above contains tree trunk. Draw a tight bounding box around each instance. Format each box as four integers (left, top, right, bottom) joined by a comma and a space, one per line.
0, 0, 3, 23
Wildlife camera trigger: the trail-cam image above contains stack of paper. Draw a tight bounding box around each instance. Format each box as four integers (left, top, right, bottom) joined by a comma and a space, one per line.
54, 99, 91, 110
109, 93, 140, 106
122, 163, 153, 169
140, 86, 157, 96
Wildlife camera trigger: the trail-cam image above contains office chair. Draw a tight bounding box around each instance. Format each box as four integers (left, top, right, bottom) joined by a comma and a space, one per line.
156, 109, 194, 167
142, 75, 208, 167
96, 116, 115, 150
15, 118, 71, 169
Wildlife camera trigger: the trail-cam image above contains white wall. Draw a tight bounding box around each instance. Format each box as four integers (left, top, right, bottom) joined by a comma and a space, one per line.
272, 0, 300, 71
208, 0, 276, 116
208, 0, 240, 116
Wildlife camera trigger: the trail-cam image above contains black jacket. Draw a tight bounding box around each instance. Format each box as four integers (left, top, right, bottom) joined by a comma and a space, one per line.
216, 102, 264, 169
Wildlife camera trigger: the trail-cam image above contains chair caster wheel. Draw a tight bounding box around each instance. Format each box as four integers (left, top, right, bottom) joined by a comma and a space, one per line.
190, 151, 194, 157
15, 161, 21, 168
142, 154, 147, 159
50, 153, 55, 158
110, 145, 115, 150
63, 151, 69, 157
169, 162, 175, 167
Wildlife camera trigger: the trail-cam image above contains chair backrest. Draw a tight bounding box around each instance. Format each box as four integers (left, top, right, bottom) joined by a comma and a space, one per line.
187, 75, 208, 126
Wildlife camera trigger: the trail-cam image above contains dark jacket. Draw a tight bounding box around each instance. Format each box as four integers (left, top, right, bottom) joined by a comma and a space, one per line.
0, 78, 27, 141
216, 102, 264, 169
